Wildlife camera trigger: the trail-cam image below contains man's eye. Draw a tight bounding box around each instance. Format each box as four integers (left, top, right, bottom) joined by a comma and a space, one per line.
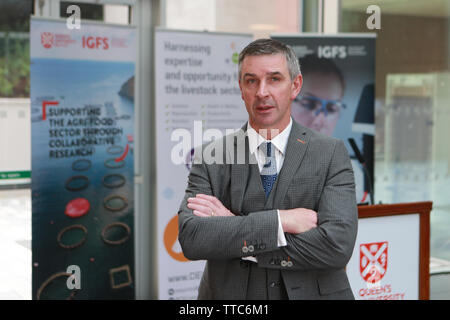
271, 77, 280, 81
246, 79, 256, 84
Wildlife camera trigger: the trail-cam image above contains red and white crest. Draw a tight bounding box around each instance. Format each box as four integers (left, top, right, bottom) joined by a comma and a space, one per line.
360, 241, 388, 283
41, 32, 54, 49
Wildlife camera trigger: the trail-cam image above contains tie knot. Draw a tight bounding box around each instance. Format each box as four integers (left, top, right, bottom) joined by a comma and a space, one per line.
260, 141, 274, 158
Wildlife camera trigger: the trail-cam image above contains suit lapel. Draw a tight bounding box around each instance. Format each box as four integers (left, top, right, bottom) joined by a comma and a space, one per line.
273, 121, 310, 208
229, 123, 258, 215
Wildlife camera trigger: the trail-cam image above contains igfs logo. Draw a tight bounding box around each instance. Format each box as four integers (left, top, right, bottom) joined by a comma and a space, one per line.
82, 36, 109, 50
41, 32, 54, 49
317, 46, 346, 59
360, 242, 388, 284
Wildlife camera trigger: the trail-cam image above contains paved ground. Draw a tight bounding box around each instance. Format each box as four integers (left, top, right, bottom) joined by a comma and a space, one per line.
430, 257, 450, 300
0, 188, 449, 300
0, 189, 31, 300
430, 273, 450, 300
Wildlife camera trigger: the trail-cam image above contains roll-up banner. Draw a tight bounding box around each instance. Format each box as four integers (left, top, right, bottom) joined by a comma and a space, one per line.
30, 18, 136, 299
155, 29, 252, 299
272, 34, 376, 204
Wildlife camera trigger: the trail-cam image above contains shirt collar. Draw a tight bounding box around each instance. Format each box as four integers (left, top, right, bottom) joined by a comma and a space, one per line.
247, 117, 293, 155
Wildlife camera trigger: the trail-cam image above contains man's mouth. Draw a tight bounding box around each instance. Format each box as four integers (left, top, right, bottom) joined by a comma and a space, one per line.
255, 105, 275, 112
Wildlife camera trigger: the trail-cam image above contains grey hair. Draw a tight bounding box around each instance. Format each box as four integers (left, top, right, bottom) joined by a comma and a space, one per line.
238, 38, 301, 81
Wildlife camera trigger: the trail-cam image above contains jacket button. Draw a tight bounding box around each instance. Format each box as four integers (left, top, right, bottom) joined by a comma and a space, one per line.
269, 282, 276, 288
240, 260, 249, 268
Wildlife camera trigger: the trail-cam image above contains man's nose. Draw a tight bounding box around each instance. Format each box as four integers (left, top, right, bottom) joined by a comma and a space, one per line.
256, 80, 269, 98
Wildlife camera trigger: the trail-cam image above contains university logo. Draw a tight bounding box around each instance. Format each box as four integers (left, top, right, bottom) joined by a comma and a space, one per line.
41, 32, 54, 49
360, 241, 388, 283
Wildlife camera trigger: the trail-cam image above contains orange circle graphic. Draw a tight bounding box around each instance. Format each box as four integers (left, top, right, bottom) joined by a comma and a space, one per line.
163, 214, 189, 262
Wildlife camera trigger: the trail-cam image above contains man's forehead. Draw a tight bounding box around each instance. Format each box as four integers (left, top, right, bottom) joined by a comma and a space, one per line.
241, 53, 289, 74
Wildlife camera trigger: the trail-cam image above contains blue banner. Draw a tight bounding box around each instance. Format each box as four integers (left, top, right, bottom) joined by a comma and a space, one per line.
30, 18, 136, 299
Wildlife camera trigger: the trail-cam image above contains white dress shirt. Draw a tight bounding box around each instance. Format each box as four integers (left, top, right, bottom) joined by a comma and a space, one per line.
242, 118, 292, 262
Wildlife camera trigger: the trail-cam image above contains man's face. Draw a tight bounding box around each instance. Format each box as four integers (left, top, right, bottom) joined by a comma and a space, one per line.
239, 53, 302, 134
291, 73, 344, 136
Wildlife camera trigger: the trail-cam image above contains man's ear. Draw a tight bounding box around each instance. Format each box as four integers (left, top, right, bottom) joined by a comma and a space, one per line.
291, 74, 303, 100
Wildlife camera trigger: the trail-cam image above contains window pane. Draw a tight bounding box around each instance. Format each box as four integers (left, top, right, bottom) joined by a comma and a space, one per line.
340, 1, 450, 263
165, 0, 300, 39
60, 1, 104, 21
0, 0, 32, 98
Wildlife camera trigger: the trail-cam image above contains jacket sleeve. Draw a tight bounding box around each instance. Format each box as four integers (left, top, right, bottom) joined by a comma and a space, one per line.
256, 139, 358, 271
177, 147, 280, 261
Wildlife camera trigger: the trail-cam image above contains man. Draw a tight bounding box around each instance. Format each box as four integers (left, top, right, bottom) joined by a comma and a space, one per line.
178, 39, 358, 300
291, 54, 346, 136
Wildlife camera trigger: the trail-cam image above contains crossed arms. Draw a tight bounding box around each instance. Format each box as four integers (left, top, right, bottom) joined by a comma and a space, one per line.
177, 139, 358, 271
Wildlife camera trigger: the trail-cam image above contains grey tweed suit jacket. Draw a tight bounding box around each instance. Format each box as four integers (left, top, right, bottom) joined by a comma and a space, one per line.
178, 120, 358, 300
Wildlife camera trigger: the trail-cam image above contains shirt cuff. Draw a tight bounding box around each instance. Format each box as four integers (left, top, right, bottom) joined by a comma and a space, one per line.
277, 209, 287, 247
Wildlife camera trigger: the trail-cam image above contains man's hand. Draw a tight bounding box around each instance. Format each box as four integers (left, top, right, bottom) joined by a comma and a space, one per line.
279, 208, 318, 234
187, 194, 235, 217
